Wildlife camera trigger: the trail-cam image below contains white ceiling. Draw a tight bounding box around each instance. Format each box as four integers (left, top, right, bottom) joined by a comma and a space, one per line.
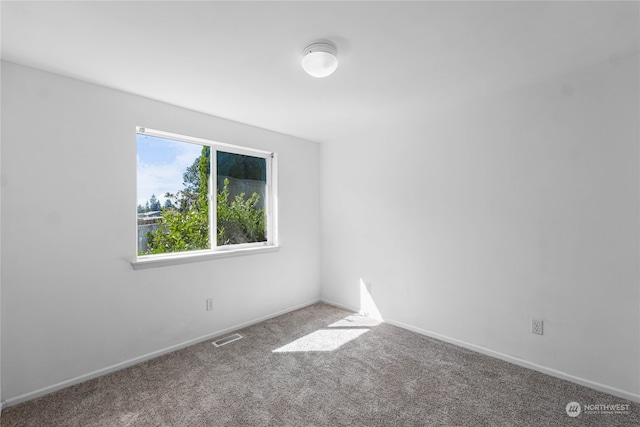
2, 1, 638, 143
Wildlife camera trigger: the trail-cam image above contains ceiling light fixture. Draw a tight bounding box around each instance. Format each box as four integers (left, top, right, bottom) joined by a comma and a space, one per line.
302, 42, 338, 78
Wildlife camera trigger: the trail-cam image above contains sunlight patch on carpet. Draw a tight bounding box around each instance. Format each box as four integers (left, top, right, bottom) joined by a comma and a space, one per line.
272, 328, 369, 352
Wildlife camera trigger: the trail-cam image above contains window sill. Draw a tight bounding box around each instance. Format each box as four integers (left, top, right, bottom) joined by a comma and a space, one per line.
131, 245, 280, 270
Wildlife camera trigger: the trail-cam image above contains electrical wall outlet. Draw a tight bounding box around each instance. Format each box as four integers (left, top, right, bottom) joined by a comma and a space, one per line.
531, 319, 543, 335
206, 298, 214, 311
365, 282, 372, 294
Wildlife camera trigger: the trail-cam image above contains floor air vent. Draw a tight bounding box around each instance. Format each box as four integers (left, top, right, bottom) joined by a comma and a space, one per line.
213, 333, 243, 347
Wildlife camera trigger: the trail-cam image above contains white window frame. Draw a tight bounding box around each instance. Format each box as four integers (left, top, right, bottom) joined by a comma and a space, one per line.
132, 127, 278, 270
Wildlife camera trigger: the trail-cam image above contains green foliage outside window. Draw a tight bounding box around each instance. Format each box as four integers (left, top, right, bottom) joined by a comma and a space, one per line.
216, 178, 266, 246
139, 146, 266, 255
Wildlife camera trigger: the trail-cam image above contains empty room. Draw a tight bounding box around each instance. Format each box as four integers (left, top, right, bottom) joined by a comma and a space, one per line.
0, 1, 638, 426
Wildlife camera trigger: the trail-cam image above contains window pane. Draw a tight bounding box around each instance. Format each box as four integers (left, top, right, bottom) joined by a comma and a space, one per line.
137, 134, 210, 255
216, 151, 267, 246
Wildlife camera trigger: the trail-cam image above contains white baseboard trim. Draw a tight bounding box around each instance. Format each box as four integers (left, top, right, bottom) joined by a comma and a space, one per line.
1, 400, 7, 415
319, 298, 358, 313
4, 298, 321, 409
320, 298, 640, 404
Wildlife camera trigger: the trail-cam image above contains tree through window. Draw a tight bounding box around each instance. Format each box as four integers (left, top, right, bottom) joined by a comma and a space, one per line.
136, 127, 276, 257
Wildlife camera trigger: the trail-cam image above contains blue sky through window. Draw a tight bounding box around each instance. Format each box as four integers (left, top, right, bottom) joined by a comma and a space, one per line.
136, 134, 203, 208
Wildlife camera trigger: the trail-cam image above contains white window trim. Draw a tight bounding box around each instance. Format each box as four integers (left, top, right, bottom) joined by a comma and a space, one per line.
132, 127, 279, 269
131, 245, 280, 270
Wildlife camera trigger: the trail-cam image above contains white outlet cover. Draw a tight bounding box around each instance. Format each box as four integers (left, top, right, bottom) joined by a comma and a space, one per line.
531, 319, 543, 335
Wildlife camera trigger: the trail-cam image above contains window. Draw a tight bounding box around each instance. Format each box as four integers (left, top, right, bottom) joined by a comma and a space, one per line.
134, 127, 277, 268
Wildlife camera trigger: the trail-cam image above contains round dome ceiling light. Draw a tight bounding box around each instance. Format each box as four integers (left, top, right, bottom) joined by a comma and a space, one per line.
302, 42, 338, 78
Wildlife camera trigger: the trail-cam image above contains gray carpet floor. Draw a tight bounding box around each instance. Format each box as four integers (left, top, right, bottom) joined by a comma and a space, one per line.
2, 302, 638, 426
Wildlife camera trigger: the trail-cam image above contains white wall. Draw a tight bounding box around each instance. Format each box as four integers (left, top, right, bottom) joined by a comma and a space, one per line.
0, 62, 321, 402
320, 54, 639, 400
